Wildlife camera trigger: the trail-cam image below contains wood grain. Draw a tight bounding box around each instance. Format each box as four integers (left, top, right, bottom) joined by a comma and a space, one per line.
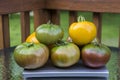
0, 15, 10, 49
20, 11, 30, 42
33, 9, 50, 29
93, 12, 102, 42
46, 0, 120, 13
69, 11, 77, 25
0, 0, 45, 14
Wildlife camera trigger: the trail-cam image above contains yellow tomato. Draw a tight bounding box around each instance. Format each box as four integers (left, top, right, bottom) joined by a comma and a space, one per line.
26, 32, 39, 43
69, 16, 97, 45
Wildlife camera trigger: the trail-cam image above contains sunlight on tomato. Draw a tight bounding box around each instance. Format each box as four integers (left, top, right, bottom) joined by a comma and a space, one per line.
69, 16, 97, 46
26, 32, 39, 44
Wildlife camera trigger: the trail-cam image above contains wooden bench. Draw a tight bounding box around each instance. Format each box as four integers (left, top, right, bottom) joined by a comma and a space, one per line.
0, 0, 120, 49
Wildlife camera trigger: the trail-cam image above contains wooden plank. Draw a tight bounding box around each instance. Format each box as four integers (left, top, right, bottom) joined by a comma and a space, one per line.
33, 9, 50, 29
69, 11, 77, 25
0, 15, 4, 49
0, 0, 45, 14
93, 12, 102, 43
33, 9, 60, 27
46, 0, 120, 13
1, 0, 120, 14
20, 11, 30, 42
0, 15, 10, 49
50, 10, 60, 25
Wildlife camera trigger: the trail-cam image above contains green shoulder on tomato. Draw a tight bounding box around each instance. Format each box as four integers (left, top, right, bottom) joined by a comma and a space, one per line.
36, 23, 64, 45
14, 42, 49, 69
51, 41, 80, 68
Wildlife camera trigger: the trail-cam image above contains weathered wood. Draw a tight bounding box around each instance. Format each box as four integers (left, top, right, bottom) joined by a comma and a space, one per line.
33, 9, 50, 29
0, 16, 4, 49
93, 12, 102, 42
46, 0, 120, 13
34, 9, 60, 29
0, 0, 45, 14
69, 11, 77, 25
1, 0, 120, 14
0, 15, 10, 49
50, 10, 60, 25
20, 11, 30, 42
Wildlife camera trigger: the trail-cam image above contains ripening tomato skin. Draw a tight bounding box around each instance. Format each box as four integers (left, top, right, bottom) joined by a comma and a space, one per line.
14, 42, 49, 69
81, 43, 111, 68
51, 42, 80, 68
36, 24, 64, 45
69, 20, 97, 46
26, 32, 39, 44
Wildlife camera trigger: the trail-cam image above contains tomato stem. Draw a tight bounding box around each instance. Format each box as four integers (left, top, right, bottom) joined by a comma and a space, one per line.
92, 38, 101, 46
47, 20, 51, 24
77, 16, 85, 22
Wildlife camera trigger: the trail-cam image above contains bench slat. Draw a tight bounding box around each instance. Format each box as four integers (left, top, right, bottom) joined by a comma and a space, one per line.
0, 0, 45, 14
93, 12, 102, 42
0, 15, 10, 49
33, 9, 50, 29
20, 11, 30, 42
46, 0, 120, 13
50, 10, 60, 25
69, 11, 77, 25
0, 15, 4, 49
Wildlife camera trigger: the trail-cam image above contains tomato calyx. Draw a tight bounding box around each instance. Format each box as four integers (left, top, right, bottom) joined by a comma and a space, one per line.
24, 42, 34, 48
47, 20, 55, 28
77, 16, 86, 22
91, 38, 102, 47
55, 40, 69, 46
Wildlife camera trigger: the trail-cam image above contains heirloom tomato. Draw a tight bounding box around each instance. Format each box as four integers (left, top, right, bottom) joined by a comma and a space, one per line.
14, 42, 49, 69
81, 43, 111, 68
51, 41, 80, 68
36, 23, 64, 45
69, 16, 97, 45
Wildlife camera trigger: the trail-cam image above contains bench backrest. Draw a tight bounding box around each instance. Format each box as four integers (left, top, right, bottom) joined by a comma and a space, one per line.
0, 0, 120, 49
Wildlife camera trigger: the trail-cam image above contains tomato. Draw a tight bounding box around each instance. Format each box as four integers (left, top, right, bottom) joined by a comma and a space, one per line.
36, 23, 64, 45
26, 32, 39, 44
81, 43, 111, 68
14, 42, 49, 69
51, 41, 80, 67
69, 16, 97, 46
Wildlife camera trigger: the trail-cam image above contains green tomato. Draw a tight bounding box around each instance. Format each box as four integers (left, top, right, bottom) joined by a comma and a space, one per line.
35, 23, 64, 45
51, 41, 80, 68
81, 43, 111, 68
14, 42, 49, 69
